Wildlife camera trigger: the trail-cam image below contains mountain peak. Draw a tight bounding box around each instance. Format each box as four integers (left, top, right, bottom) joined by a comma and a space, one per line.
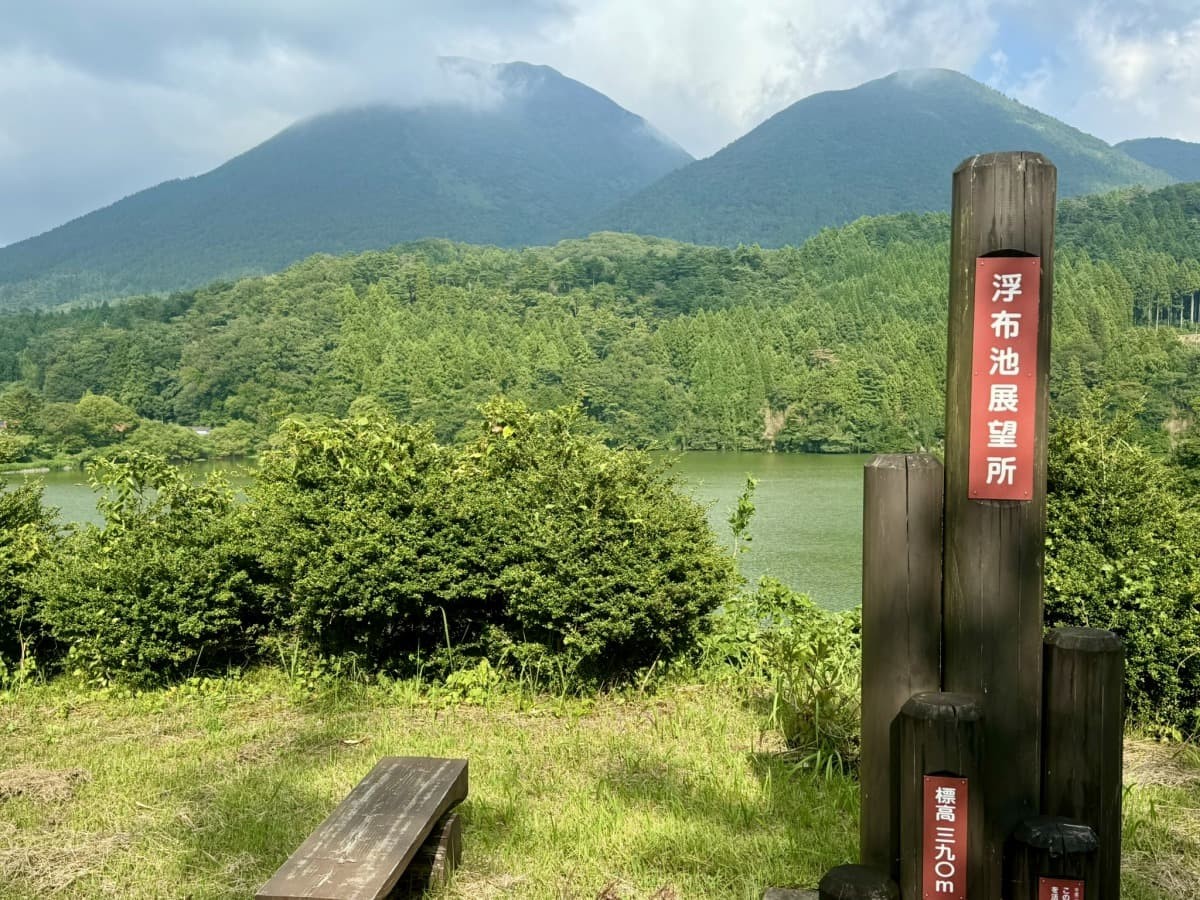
0, 63, 693, 308
595, 68, 1174, 247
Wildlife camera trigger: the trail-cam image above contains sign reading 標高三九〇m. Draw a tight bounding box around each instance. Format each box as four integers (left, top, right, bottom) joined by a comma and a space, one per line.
968, 256, 1041, 501
922, 775, 968, 899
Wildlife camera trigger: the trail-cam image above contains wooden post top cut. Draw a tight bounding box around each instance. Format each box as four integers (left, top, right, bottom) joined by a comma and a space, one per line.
256, 756, 468, 900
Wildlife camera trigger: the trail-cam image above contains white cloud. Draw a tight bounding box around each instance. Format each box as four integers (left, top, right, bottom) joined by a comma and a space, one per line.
3, 1, 1200, 245
1068, 7, 1200, 141
514, 0, 999, 156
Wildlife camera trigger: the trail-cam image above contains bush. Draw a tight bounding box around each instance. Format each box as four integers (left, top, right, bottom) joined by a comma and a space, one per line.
249, 413, 456, 668
251, 400, 737, 683
207, 419, 263, 458
36, 452, 264, 685
726, 579, 862, 773
1046, 408, 1200, 735
0, 482, 56, 677
122, 420, 204, 461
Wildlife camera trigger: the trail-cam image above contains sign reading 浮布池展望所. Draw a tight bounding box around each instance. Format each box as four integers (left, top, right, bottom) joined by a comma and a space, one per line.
922, 775, 969, 899
968, 256, 1041, 500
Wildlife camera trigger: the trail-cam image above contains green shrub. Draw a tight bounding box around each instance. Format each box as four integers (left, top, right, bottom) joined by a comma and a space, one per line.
754, 579, 862, 773
122, 420, 204, 461
251, 400, 737, 683
207, 419, 263, 458
36, 452, 264, 685
249, 412, 456, 668
0, 482, 56, 676
1046, 408, 1200, 735
701, 578, 861, 772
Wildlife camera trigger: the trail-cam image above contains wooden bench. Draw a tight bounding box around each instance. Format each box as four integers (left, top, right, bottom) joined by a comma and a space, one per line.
256, 756, 468, 900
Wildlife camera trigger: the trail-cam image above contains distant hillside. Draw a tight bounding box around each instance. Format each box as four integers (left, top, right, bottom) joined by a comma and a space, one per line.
1117, 138, 1200, 183
0, 61, 691, 310
1, 184, 1197, 460
595, 69, 1175, 247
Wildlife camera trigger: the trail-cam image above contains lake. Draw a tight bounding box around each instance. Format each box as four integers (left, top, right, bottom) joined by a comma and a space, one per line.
3, 452, 868, 610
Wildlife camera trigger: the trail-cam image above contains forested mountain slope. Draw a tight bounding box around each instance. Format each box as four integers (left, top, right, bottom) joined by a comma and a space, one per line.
596, 69, 1174, 247
0, 185, 1197, 464
1117, 138, 1200, 183
0, 61, 691, 311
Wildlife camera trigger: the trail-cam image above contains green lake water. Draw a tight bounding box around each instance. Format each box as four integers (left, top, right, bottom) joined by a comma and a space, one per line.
4, 452, 868, 611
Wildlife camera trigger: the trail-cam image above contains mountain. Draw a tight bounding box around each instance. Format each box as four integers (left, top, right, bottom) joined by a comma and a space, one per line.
1116, 138, 1200, 183
0, 61, 692, 309
594, 69, 1175, 247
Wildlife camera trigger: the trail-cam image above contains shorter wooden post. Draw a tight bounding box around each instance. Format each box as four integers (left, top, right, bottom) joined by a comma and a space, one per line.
898, 692, 984, 900
1043, 627, 1124, 900
817, 865, 898, 900
1005, 816, 1099, 900
860, 454, 943, 879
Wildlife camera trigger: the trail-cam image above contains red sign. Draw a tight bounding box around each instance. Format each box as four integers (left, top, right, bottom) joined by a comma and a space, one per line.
968, 256, 1041, 500
1039, 877, 1084, 900
922, 775, 968, 900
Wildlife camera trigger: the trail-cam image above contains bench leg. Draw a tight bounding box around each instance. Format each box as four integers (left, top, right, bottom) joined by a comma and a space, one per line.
389, 811, 463, 897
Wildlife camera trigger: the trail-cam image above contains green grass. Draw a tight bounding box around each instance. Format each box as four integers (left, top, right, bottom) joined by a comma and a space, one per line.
0, 670, 1196, 899
0, 670, 856, 899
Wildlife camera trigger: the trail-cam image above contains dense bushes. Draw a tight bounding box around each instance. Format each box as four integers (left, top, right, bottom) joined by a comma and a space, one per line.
11, 397, 1200, 733
20, 402, 735, 686
251, 400, 736, 682
0, 483, 56, 678
35, 453, 266, 685
1046, 408, 1200, 734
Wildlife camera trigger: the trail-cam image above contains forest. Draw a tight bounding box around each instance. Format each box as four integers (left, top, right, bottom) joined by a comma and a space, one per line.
0, 184, 1197, 471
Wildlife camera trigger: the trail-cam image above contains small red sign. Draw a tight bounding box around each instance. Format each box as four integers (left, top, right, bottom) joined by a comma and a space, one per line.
922, 775, 968, 900
1039, 877, 1084, 900
968, 256, 1041, 501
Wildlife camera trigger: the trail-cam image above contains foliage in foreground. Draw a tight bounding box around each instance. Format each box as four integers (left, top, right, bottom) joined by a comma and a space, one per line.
21, 401, 736, 687
0, 483, 56, 680
251, 399, 735, 684
34, 453, 265, 684
706, 577, 862, 774
1046, 406, 1200, 735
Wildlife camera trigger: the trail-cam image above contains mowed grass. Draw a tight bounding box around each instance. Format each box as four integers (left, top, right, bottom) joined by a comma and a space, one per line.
0, 671, 1197, 899
0, 671, 856, 899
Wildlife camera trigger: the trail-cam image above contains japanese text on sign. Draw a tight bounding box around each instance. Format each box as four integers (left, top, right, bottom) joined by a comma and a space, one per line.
968, 256, 1042, 500
1038, 877, 1084, 900
922, 775, 969, 900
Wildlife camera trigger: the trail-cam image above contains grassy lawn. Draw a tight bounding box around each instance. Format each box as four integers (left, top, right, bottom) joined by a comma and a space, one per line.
0, 670, 1196, 899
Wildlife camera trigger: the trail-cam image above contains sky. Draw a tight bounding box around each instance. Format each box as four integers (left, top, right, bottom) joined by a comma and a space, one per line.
1, 0, 1198, 246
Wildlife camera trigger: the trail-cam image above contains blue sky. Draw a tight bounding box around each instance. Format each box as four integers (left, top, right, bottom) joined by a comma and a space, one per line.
1, 0, 1198, 245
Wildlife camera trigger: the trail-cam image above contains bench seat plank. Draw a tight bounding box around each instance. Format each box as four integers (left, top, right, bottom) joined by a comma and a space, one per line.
257, 756, 468, 900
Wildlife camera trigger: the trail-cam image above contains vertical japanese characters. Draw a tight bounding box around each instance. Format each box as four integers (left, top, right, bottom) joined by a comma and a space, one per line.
922, 775, 969, 900
1038, 878, 1085, 900
968, 256, 1042, 501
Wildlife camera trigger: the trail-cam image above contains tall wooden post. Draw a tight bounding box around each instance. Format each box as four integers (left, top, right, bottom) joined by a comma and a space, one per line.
860, 454, 943, 880
943, 151, 1056, 899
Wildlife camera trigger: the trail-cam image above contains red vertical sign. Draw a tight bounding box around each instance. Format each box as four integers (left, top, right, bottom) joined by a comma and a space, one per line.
922, 775, 968, 900
1039, 877, 1085, 900
968, 256, 1041, 500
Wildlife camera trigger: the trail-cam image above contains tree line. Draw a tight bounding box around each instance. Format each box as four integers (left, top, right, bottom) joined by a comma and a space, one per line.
0, 186, 1197, 469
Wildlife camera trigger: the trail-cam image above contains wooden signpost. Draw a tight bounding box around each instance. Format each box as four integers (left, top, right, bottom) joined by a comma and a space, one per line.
827, 151, 1126, 900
